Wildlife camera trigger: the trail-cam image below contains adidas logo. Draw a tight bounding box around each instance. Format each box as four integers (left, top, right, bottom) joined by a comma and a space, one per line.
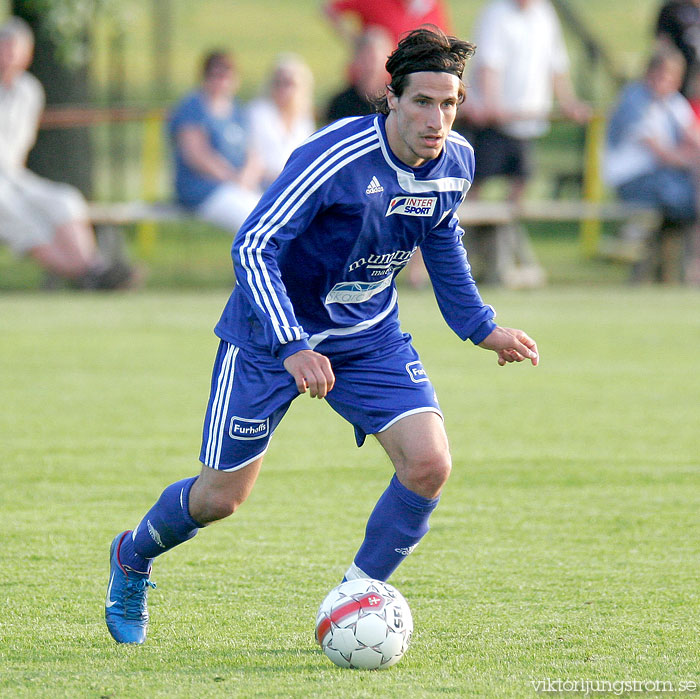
147, 519, 166, 548
365, 176, 384, 194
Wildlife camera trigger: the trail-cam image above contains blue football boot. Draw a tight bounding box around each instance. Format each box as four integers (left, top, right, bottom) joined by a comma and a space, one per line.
105, 531, 156, 644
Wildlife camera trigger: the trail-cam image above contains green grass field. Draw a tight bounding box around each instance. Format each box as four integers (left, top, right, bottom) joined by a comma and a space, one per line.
1, 287, 698, 697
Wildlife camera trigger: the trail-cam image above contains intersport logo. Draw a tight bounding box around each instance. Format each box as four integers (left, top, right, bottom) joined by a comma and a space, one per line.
386, 196, 436, 217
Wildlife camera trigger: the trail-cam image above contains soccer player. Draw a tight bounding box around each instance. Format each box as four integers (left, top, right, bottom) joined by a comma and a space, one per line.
105, 28, 539, 645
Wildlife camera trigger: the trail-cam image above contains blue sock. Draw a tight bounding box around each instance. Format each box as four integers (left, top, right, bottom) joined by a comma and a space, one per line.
348, 474, 439, 582
119, 477, 202, 573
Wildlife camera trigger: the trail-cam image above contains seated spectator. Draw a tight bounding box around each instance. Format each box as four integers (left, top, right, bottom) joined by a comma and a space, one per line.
168, 51, 262, 234
248, 54, 315, 190
604, 47, 700, 284
326, 27, 393, 122
0, 17, 140, 289
655, 0, 700, 97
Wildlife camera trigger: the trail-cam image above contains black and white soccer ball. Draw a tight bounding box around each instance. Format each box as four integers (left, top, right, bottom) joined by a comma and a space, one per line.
315, 578, 413, 670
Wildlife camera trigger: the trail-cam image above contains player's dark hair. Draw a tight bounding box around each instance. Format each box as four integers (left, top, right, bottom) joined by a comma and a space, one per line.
202, 50, 235, 79
374, 27, 475, 115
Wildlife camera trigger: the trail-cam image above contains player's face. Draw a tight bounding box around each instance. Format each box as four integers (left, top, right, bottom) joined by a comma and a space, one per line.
385, 71, 461, 167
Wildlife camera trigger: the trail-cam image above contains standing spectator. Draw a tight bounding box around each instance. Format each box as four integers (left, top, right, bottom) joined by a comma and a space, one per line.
169, 51, 262, 234
604, 47, 700, 284
323, 0, 451, 47
464, 0, 590, 202
458, 0, 590, 287
326, 27, 393, 121
248, 54, 316, 190
655, 0, 700, 96
0, 17, 140, 289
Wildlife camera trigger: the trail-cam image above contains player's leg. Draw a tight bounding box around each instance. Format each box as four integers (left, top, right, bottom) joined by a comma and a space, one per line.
106, 457, 264, 645
324, 338, 447, 582
117, 455, 264, 574
345, 412, 449, 582
375, 411, 451, 498
106, 340, 297, 644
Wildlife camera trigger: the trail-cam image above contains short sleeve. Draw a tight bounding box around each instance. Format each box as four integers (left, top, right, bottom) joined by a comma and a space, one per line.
169, 95, 206, 137
548, 7, 570, 75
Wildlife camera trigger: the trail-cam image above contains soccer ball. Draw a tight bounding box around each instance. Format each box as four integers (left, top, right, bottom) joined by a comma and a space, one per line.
315, 578, 413, 670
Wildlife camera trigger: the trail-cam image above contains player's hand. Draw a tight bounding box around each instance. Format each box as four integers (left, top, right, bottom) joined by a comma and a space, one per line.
478, 326, 539, 367
283, 349, 336, 399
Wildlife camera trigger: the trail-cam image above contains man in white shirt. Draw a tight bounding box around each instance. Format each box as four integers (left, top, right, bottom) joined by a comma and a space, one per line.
457, 0, 589, 287
0, 17, 139, 289
465, 0, 589, 200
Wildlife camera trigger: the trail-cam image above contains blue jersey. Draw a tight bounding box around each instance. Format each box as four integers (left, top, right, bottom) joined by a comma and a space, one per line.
215, 113, 496, 360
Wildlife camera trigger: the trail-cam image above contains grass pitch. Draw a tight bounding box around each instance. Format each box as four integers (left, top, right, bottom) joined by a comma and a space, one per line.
1, 287, 699, 697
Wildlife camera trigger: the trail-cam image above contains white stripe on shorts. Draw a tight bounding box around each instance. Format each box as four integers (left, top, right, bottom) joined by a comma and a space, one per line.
204, 344, 239, 469
376, 407, 444, 435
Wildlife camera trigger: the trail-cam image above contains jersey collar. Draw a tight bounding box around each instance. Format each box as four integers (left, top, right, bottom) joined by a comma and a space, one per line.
374, 114, 469, 195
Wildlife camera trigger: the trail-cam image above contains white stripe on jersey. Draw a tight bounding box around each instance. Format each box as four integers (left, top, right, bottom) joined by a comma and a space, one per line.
238, 126, 380, 345
307, 289, 399, 349
374, 118, 471, 194
447, 131, 473, 150
240, 127, 378, 342
301, 116, 364, 146
204, 344, 238, 469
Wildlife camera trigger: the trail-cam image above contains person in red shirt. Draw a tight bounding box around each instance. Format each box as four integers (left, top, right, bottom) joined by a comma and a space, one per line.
324, 0, 451, 46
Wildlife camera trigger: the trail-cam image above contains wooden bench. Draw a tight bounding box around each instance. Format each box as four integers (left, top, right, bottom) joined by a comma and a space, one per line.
87, 199, 659, 285
455, 199, 659, 287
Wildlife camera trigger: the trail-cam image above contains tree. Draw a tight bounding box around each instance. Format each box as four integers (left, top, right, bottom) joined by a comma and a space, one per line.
11, 0, 96, 195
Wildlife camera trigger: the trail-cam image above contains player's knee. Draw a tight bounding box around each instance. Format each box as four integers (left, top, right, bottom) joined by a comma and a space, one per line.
401, 451, 452, 498
191, 487, 247, 524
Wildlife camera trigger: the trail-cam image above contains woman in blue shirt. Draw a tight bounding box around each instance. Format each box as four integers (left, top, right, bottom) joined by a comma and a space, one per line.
169, 51, 262, 233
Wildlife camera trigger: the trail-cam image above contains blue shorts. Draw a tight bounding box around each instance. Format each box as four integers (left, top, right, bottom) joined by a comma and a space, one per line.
199, 336, 442, 471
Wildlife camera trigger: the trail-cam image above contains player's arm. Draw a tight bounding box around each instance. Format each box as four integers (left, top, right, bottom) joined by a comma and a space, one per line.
231, 139, 329, 363
420, 210, 497, 344
422, 220, 539, 366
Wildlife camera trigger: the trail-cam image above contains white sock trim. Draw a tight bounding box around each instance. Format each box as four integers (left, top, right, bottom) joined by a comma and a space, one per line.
344, 562, 371, 581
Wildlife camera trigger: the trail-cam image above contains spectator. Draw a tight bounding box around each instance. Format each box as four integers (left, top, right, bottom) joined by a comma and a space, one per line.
326, 28, 393, 121
0, 17, 140, 289
323, 0, 451, 47
168, 51, 262, 234
604, 47, 700, 284
655, 0, 700, 96
248, 54, 315, 190
457, 0, 590, 287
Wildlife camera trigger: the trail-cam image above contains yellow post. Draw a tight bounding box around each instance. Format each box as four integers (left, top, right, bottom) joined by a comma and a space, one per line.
580, 112, 605, 257
136, 109, 163, 259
